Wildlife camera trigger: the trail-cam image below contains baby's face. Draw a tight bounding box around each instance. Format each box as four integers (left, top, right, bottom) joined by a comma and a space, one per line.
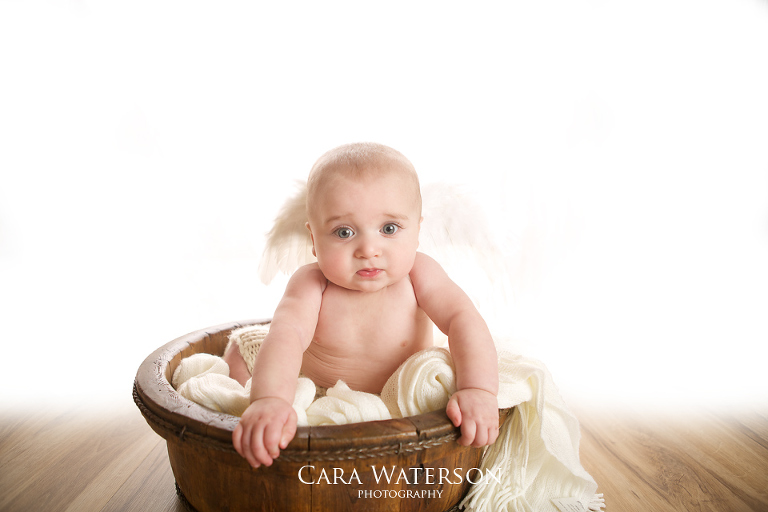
307, 168, 421, 293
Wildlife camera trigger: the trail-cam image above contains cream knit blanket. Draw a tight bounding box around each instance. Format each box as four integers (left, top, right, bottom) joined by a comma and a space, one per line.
172, 326, 603, 512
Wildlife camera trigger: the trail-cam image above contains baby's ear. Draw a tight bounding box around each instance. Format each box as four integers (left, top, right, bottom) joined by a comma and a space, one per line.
417, 216, 424, 248
305, 222, 317, 257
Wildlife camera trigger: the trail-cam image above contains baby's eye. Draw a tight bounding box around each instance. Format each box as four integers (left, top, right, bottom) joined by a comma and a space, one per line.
381, 223, 399, 235
335, 227, 354, 239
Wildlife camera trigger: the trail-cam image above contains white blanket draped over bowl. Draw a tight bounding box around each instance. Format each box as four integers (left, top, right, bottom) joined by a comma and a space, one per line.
172, 341, 601, 512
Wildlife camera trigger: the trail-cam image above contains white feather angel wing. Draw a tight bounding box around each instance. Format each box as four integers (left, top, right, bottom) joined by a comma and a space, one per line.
258, 181, 513, 290
418, 182, 512, 285
258, 182, 315, 284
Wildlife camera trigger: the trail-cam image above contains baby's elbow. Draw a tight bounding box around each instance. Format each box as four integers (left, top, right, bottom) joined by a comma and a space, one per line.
448, 307, 487, 334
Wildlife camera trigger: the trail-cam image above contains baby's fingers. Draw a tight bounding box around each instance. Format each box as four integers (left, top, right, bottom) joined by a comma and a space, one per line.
237, 424, 263, 468
472, 424, 492, 448
233, 423, 255, 463
233, 424, 243, 455
446, 397, 462, 428
250, 424, 280, 467
457, 419, 477, 447
262, 421, 286, 460
280, 415, 298, 450
472, 419, 500, 447
488, 422, 500, 445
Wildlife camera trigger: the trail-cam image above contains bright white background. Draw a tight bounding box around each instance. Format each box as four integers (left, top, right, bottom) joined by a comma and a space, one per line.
1, 0, 767, 411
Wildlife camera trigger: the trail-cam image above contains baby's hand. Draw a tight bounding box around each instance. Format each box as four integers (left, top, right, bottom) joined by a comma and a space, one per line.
233, 397, 297, 468
446, 388, 499, 447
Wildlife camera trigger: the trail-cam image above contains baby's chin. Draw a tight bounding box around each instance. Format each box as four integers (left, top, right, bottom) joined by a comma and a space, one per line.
329, 273, 407, 293
343, 280, 390, 293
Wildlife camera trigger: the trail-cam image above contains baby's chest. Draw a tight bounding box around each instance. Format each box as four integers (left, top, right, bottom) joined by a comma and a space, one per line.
314, 283, 427, 348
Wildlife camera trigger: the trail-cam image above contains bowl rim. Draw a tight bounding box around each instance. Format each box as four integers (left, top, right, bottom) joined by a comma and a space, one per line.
133, 319, 509, 459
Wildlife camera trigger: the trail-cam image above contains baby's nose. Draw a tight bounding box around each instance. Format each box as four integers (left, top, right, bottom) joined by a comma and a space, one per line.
354, 233, 381, 259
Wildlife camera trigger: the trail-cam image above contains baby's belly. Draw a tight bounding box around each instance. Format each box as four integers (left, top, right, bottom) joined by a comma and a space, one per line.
301, 336, 433, 394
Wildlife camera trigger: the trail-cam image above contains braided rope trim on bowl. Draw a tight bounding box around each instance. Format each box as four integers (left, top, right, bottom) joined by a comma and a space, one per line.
133, 382, 459, 462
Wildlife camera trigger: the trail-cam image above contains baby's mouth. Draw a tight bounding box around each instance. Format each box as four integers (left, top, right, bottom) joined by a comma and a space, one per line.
356, 268, 382, 278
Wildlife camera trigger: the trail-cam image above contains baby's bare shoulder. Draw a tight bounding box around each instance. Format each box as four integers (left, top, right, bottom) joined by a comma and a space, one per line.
410, 252, 472, 319
410, 252, 450, 284
285, 263, 327, 295
294, 262, 324, 280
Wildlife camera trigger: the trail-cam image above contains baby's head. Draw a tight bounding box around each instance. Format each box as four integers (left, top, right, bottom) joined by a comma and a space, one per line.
305, 142, 423, 292
306, 142, 421, 219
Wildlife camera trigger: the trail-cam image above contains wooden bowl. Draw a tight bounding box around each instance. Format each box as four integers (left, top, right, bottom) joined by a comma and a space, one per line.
134, 320, 510, 512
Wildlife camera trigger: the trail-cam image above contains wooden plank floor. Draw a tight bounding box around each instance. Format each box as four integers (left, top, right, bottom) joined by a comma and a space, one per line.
573, 404, 768, 512
1, 398, 766, 511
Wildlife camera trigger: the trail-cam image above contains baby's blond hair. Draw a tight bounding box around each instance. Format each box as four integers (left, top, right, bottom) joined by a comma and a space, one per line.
306, 142, 422, 218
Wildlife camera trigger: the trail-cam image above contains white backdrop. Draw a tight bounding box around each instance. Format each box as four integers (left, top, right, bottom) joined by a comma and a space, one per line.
2, 0, 767, 410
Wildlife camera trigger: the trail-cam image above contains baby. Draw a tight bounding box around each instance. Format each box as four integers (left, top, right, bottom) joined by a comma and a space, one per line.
226, 142, 499, 469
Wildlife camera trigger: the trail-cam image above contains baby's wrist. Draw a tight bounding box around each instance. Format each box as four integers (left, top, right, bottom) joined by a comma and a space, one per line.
251, 395, 292, 405
457, 386, 497, 397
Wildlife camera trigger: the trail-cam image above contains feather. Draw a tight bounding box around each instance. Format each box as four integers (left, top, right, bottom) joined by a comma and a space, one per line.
419, 182, 514, 289
258, 181, 315, 284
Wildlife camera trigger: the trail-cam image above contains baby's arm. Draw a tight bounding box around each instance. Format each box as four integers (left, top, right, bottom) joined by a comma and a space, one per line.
410, 253, 499, 447
232, 264, 325, 468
